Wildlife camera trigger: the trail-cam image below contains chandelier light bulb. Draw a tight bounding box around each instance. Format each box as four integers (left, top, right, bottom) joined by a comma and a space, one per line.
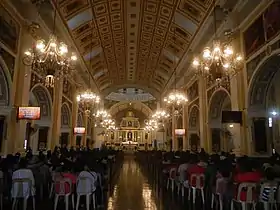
223, 63, 229, 68
236, 55, 242, 61
59, 43, 68, 54
203, 48, 211, 58
193, 58, 200, 66
71, 54, 77, 61
24, 51, 31, 56
36, 40, 45, 50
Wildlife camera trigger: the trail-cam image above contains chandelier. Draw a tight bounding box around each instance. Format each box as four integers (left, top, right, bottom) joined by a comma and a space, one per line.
192, 40, 242, 81
152, 109, 170, 120
23, 8, 77, 88
164, 91, 188, 106
192, 2, 243, 82
144, 119, 158, 131
77, 90, 100, 116
93, 109, 111, 119
101, 118, 116, 130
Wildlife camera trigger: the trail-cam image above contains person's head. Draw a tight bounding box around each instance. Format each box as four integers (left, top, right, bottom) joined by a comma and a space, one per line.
39, 152, 45, 162
18, 158, 27, 169
265, 167, 275, 181
199, 154, 208, 163
219, 170, 231, 178
26, 152, 33, 160
189, 154, 198, 164
210, 154, 220, 165
84, 164, 90, 171
236, 157, 252, 172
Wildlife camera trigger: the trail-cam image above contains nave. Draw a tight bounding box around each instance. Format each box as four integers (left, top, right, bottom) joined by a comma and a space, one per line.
105, 155, 187, 210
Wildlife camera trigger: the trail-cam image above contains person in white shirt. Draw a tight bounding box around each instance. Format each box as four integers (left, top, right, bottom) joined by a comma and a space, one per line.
11, 158, 36, 198
77, 165, 97, 193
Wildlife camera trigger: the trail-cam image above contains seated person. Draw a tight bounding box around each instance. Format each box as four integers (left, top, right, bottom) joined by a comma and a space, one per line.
216, 170, 230, 195
233, 158, 262, 201
177, 155, 190, 183
12, 158, 36, 198
261, 167, 277, 202
77, 164, 97, 194
187, 155, 206, 187
55, 166, 77, 194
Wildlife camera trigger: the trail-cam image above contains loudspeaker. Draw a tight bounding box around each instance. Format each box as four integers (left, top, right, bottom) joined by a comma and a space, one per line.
221, 111, 243, 124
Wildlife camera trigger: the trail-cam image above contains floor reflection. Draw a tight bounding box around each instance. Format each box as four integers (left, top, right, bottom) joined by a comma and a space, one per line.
106, 156, 159, 210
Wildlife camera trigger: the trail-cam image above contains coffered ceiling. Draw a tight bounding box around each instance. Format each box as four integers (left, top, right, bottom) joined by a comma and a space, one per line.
54, 0, 213, 97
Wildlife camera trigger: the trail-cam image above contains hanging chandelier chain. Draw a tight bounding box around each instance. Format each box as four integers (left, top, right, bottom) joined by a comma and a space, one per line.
52, 0, 57, 35
213, 0, 217, 38
163, 15, 188, 109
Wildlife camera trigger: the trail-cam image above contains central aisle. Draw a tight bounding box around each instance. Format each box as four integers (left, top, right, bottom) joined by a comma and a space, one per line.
106, 155, 158, 210
106, 155, 186, 210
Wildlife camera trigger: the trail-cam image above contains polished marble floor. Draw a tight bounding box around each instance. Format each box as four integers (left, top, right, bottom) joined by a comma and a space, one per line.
105, 155, 188, 210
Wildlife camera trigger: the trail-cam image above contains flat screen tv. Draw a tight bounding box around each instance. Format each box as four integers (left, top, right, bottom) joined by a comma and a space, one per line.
73, 127, 85, 134
222, 111, 243, 124
175, 129, 185, 135
17, 107, 40, 120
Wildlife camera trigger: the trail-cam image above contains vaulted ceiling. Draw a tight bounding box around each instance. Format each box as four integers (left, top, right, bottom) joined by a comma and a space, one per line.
55, 0, 213, 96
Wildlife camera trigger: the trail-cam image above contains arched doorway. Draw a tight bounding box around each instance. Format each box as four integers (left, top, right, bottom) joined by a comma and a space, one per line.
29, 84, 52, 151
208, 88, 231, 152
60, 103, 71, 146
248, 53, 280, 154
188, 105, 199, 152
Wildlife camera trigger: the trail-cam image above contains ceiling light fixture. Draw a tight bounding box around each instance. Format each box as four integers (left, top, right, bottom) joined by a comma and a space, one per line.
77, 90, 100, 116
23, 1, 77, 88
192, 1, 242, 82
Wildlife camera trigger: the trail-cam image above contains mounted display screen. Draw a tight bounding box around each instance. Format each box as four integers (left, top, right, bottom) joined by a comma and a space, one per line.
17, 107, 41, 120
73, 127, 86, 134
222, 111, 243, 124
175, 129, 185, 135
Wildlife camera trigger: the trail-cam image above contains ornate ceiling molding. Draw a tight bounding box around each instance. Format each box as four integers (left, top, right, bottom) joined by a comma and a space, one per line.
54, 0, 214, 94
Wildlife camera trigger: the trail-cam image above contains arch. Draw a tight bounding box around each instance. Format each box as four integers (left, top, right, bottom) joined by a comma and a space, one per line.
30, 84, 52, 118
247, 50, 280, 154
102, 84, 160, 100
77, 112, 83, 127
109, 101, 153, 118
248, 52, 280, 109
188, 105, 199, 130
0, 56, 12, 107
208, 88, 231, 123
208, 88, 231, 152
61, 103, 71, 127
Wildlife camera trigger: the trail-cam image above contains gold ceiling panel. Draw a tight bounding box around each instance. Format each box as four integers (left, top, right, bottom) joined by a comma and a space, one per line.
55, 0, 213, 94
